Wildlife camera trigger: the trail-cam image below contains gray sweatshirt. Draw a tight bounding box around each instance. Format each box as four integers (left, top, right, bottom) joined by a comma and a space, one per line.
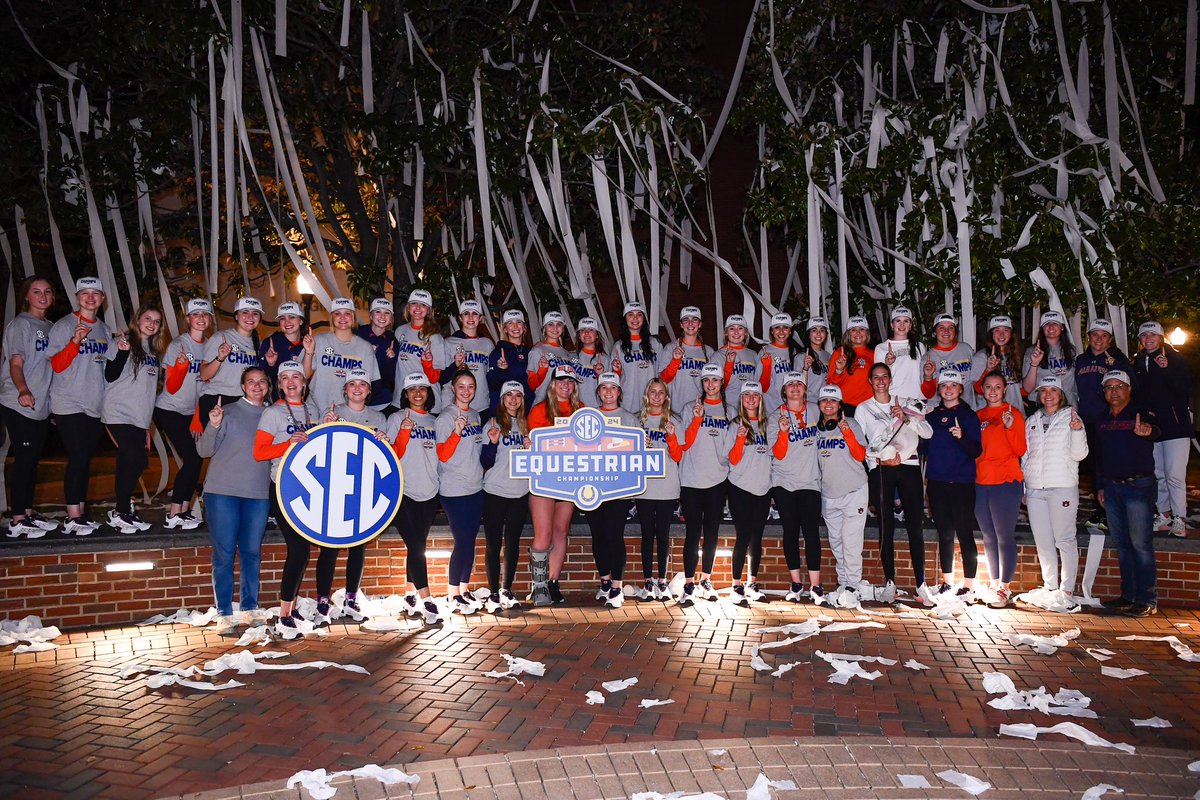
720, 346, 762, 407
155, 333, 207, 415
48, 312, 111, 417
660, 341, 714, 415
576, 349, 608, 409
202, 329, 260, 397
385, 408, 440, 502
196, 399, 271, 499
393, 324, 446, 412
1023, 343, 1079, 407
436, 406, 484, 496
0, 313, 54, 421
441, 335, 494, 413
770, 402, 821, 491
680, 399, 731, 489
528, 343, 574, 402
817, 417, 868, 498
639, 412, 682, 501
921, 343, 978, 406
309, 332, 379, 413
615, 338, 662, 413
257, 399, 320, 482
726, 421, 772, 496
101, 342, 161, 428
481, 417, 530, 499
332, 404, 388, 435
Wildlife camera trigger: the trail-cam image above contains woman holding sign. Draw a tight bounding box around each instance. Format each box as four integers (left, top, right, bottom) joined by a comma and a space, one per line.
587, 372, 640, 608
254, 361, 320, 630
481, 381, 530, 612
437, 370, 486, 614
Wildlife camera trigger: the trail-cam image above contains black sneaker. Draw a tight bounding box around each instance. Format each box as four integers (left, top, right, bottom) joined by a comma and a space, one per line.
278, 615, 297, 629
596, 578, 613, 601
345, 597, 361, 614
547, 580, 565, 604
809, 584, 826, 604
1101, 597, 1135, 611
1123, 603, 1158, 618
937, 583, 954, 595
677, 582, 695, 607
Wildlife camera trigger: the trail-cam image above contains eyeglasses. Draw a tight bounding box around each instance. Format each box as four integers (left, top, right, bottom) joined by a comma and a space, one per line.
1103, 385, 1128, 392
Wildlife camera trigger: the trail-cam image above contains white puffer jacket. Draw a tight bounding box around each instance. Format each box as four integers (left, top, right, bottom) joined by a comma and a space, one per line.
1022, 408, 1089, 489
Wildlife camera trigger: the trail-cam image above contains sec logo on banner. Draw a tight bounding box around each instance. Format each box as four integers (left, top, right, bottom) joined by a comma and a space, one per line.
276, 422, 404, 548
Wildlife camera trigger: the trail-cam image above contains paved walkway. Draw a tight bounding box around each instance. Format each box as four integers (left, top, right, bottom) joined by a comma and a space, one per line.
3, 596, 1200, 799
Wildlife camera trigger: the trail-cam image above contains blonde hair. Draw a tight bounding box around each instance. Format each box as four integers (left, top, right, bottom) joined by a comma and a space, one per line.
539, 377, 583, 419
496, 391, 530, 436
736, 393, 769, 439
403, 302, 440, 341
638, 378, 678, 431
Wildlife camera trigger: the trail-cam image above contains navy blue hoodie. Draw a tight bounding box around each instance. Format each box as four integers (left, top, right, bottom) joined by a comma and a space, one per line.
920, 401, 983, 483
1074, 347, 1130, 424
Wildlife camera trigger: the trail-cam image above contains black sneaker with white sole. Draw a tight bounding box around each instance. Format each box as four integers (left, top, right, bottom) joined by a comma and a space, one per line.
678, 582, 696, 607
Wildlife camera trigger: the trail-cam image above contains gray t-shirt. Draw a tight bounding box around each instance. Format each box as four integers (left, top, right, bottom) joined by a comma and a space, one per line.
331, 404, 388, 435
385, 409, 440, 502
196, 399, 271, 499
481, 417, 530, 499
921, 343, 978, 406
680, 400, 731, 489
202, 329, 261, 397
435, 406, 484, 497
48, 313, 111, 417
309, 332, 380, 413
615, 337, 662, 413
101, 343, 161, 428
796, 349, 831, 396
817, 417, 868, 498
0, 313, 54, 421
639, 412, 682, 501
726, 421, 772, 496
759, 343, 793, 413
440, 334, 494, 413
770, 402, 821, 491
720, 345, 761, 407
1023, 343, 1079, 407
155, 333, 207, 415
528, 343, 575, 403
576, 348, 608, 409
393, 324, 446, 412
257, 399, 320, 482
660, 341, 714, 415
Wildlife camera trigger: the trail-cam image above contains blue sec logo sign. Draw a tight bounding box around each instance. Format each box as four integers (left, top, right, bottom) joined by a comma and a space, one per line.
276, 422, 404, 548
509, 408, 666, 511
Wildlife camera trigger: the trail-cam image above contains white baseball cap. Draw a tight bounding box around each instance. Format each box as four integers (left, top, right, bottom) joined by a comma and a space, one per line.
1139, 321, 1164, 337
1040, 310, 1067, 327
459, 299, 482, 315
890, 307, 913, 321
234, 297, 263, 314
370, 298, 394, 314
407, 289, 433, 307
74, 276, 104, 294
502, 309, 526, 325
770, 313, 794, 329
806, 316, 829, 331
330, 297, 356, 314
679, 306, 702, 321
277, 360, 304, 376
846, 315, 870, 330
700, 363, 723, 380
933, 313, 957, 328
1102, 369, 1131, 386
343, 368, 371, 386
276, 302, 303, 319
817, 385, 843, 402
542, 311, 566, 327
1035, 374, 1063, 392
988, 315, 1013, 330
724, 314, 748, 329
402, 372, 431, 390
782, 371, 807, 387
551, 364, 580, 382
500, 380, 524, 396
186, 299, 213, 316
937, 369, 964, 386
623, 301, 646, 316
576, 317, 600, 332
739, 380, 763, 396
1087, 319, 1114, 334
597, 372, 621, 388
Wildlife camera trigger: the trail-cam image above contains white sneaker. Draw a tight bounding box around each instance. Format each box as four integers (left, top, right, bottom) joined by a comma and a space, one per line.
745, 582, 765, 601
1153, 513, 1171, 532
106, 510, 141, 534
698, 579, 717, 600
63, 516, 98, 536
915, 583, 936, 607
730, 584, 748, 605
878, 580, 897, 604
636, 580, 656, 601
595, 582, 612, 601
24, 512, 59, 531
421, 600, 442, 625
784, 583, 805, 602
164, 512, 201, 530
604, 587, 624, 608
6, 520, 46, 539
470, 587, 491, 609
498, 589, 521, 610
835, 586, 861, 609
402, 592, 421, 616
484, 599, 503, 614
1168, 516, 1187, 538
452, 595, 477, 615
655, 579, 672, 601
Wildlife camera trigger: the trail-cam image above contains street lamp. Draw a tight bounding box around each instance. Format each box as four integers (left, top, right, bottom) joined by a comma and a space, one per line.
296, 273, 314, 329
1168, 326, 1188, 347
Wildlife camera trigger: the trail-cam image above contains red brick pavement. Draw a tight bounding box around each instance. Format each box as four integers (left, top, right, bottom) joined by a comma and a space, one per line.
2, 598, 1200, 799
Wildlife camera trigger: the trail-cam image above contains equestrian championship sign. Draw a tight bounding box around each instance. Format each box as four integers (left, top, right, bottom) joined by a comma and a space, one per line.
276, 422, 404, 548
510, 408, 666, 511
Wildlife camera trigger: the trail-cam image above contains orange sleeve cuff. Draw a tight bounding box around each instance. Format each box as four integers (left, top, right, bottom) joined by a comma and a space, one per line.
392, 428, 412, 458
667, 435, 683, 462
253, 429, 290, 461
843, 427, 866, 461
50, 340, 80, 373
437, 431, 461, 461
759, 356, 773, 390
422, 360, 440, 382
683, 414, 703, 450
660, 355, 681, 382
165, 360, 189, 394
189, 405, 203, 435
773, 430, 790, 460
920, 378, 936, 398
729, 434, 746, 465
528, 365, 547, 389
722, 358, 733, 388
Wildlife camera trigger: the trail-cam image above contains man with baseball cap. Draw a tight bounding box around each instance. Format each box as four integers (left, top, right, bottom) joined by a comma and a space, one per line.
1095, 369, 1162, 617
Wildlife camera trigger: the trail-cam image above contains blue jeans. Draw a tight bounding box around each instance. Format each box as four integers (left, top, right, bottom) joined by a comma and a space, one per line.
1103, 475, 1157, 606
205, 493, 270, 615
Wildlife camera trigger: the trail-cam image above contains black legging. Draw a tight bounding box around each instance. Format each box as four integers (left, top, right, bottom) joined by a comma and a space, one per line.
273, 486, 312, 602
315, 544, 365, 598
586, 499, 632, 581
483, 492, 528, 593
198, 393, 243, 429
55, 412, 102, 506
1, 407, 49, 515
396, 495, 437, 590
728, 484, 769, 580
772, 486, 822, 572
868, 464, 928, 585
680, 481, 727, 576
107, 424, 149, 515
154, 408, 203, 505
636, 498, 675, 579
926, 480, 978, 579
